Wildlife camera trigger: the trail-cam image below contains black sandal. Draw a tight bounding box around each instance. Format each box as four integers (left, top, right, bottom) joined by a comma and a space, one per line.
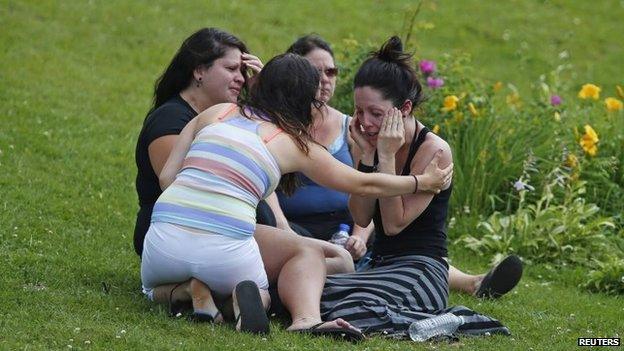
476, 255, 523, 298
189, 311, 222, 323
168, 282, 192, 317
295, 321, 365, 342
233, 281, 270, 334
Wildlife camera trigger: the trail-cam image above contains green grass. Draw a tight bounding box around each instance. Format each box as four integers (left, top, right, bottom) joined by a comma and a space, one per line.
1, 0, 622, 349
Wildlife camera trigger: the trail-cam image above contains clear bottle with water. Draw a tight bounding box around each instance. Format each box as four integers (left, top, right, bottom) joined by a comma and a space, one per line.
408, 313, 464, 342
329, 223, 350, 247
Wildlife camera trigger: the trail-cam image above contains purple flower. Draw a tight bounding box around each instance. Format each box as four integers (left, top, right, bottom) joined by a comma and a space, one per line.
426, 77, 444, 89
513, 180, 535, 192
550, 95, 562, 106
419, 60, 436, 75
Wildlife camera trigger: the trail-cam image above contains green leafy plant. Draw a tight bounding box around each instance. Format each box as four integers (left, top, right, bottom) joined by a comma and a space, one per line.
583, 252, 624, 295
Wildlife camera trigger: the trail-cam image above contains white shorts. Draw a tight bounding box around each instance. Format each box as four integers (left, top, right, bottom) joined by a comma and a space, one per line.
141, 222, 268, 299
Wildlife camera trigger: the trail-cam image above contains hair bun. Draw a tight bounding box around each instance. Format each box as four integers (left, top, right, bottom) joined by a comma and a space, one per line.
376, 36, 404, 62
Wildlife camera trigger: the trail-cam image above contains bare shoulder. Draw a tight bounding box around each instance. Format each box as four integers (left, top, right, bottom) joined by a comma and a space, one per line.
196, 103, 238, 127
328, 105, 347, 119
413, 128, 453, 169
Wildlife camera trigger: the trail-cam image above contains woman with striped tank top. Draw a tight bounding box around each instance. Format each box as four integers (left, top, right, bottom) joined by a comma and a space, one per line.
141, 53, 453, 338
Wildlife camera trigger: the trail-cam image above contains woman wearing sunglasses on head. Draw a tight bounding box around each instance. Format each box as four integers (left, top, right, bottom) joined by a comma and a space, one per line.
316, 36, 517, 337
140, 50, 452, 338
270, 34, 522, 298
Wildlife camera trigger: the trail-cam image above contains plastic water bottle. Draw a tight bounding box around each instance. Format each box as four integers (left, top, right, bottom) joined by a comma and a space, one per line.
408, 313, 464, 342
329, 224, 350, 247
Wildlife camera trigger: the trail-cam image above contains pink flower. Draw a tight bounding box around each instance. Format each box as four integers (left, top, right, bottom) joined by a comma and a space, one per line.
426, 77, 444, 89
419, 60, 436, 75
550, 95, 562, 106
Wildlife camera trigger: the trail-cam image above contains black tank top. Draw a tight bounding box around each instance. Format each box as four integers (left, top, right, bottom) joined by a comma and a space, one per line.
372, 126, 452, 259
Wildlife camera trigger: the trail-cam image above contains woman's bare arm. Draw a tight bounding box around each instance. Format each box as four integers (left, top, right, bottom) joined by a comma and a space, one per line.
377, 139, 452, 235
158, 118, 198, 190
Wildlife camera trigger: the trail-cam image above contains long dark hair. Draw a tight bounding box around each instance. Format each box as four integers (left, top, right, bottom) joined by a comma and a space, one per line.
286, 34, 334, 57
354, 36, 423, 111
151, 28, 248, 110
240, 53, 321, 194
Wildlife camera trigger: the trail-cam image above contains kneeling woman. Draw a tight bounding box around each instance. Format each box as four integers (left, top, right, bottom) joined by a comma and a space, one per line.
140, 53, 452, 337
320, 37, 510, 337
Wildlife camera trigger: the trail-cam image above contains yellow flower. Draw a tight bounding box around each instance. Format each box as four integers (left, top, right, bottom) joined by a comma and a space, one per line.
579, 124, 599, 156
605, 97, 623, 112
584, 125, 598, 143
441, 95, 459, 112
432, 124, 440, 134
617, 85, 624, 99
493, 81, 503, 92
468, 102, 479, 116
506, 92, 521, 108
565, 153, 578, 168
554, 111, 561, 121
578, 83, 601, 100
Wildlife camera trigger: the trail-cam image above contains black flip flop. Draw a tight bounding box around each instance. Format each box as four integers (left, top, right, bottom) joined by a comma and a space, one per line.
476, 255, 523, 298
296, 322, 365, 342
234, 281, 270, 334
189, 311, 222, 323
169, 282, 192, 317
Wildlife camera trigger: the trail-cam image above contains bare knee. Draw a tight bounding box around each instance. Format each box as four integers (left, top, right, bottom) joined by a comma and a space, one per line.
296, 240, 325, 259
326, 247, 354, 274
305, 238, 354, 274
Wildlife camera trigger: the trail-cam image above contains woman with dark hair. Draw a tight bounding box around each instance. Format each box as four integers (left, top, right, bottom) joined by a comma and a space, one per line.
134, 27, 265, 256
141, 53, 452, 338
317, 37, 517, 338
274, 34, 521, 298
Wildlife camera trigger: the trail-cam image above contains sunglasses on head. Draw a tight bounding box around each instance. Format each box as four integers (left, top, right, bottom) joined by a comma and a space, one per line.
317, 67, 339, 78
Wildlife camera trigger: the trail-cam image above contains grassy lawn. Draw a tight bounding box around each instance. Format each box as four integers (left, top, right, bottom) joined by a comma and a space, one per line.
1, 0, 622, 349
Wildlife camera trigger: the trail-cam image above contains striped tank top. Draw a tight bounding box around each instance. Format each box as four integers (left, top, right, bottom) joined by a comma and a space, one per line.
151, 105, 282, 240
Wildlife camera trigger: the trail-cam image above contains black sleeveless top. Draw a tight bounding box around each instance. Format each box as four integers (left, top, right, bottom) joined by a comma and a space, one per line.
372, 126, 452, 259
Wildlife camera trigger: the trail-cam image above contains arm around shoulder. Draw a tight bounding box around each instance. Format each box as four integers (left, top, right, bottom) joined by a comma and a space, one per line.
158, 117, 199, 189
378, 137, 453, 235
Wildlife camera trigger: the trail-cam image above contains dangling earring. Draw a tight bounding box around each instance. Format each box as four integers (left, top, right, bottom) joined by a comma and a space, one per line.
196, 77, 202, 88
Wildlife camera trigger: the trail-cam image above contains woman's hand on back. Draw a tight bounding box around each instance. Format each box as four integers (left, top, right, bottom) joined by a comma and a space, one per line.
376, 108, 405, 160
415, 150, 453, 193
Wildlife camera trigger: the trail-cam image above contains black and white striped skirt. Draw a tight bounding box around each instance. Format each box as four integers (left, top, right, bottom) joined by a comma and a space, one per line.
320, 254, 509, 338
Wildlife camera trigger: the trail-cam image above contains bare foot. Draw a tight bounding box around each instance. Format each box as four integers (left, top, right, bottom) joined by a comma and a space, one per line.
471, 274, 486, 295
190, 278, 223, 323
152, 280, 191, 305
